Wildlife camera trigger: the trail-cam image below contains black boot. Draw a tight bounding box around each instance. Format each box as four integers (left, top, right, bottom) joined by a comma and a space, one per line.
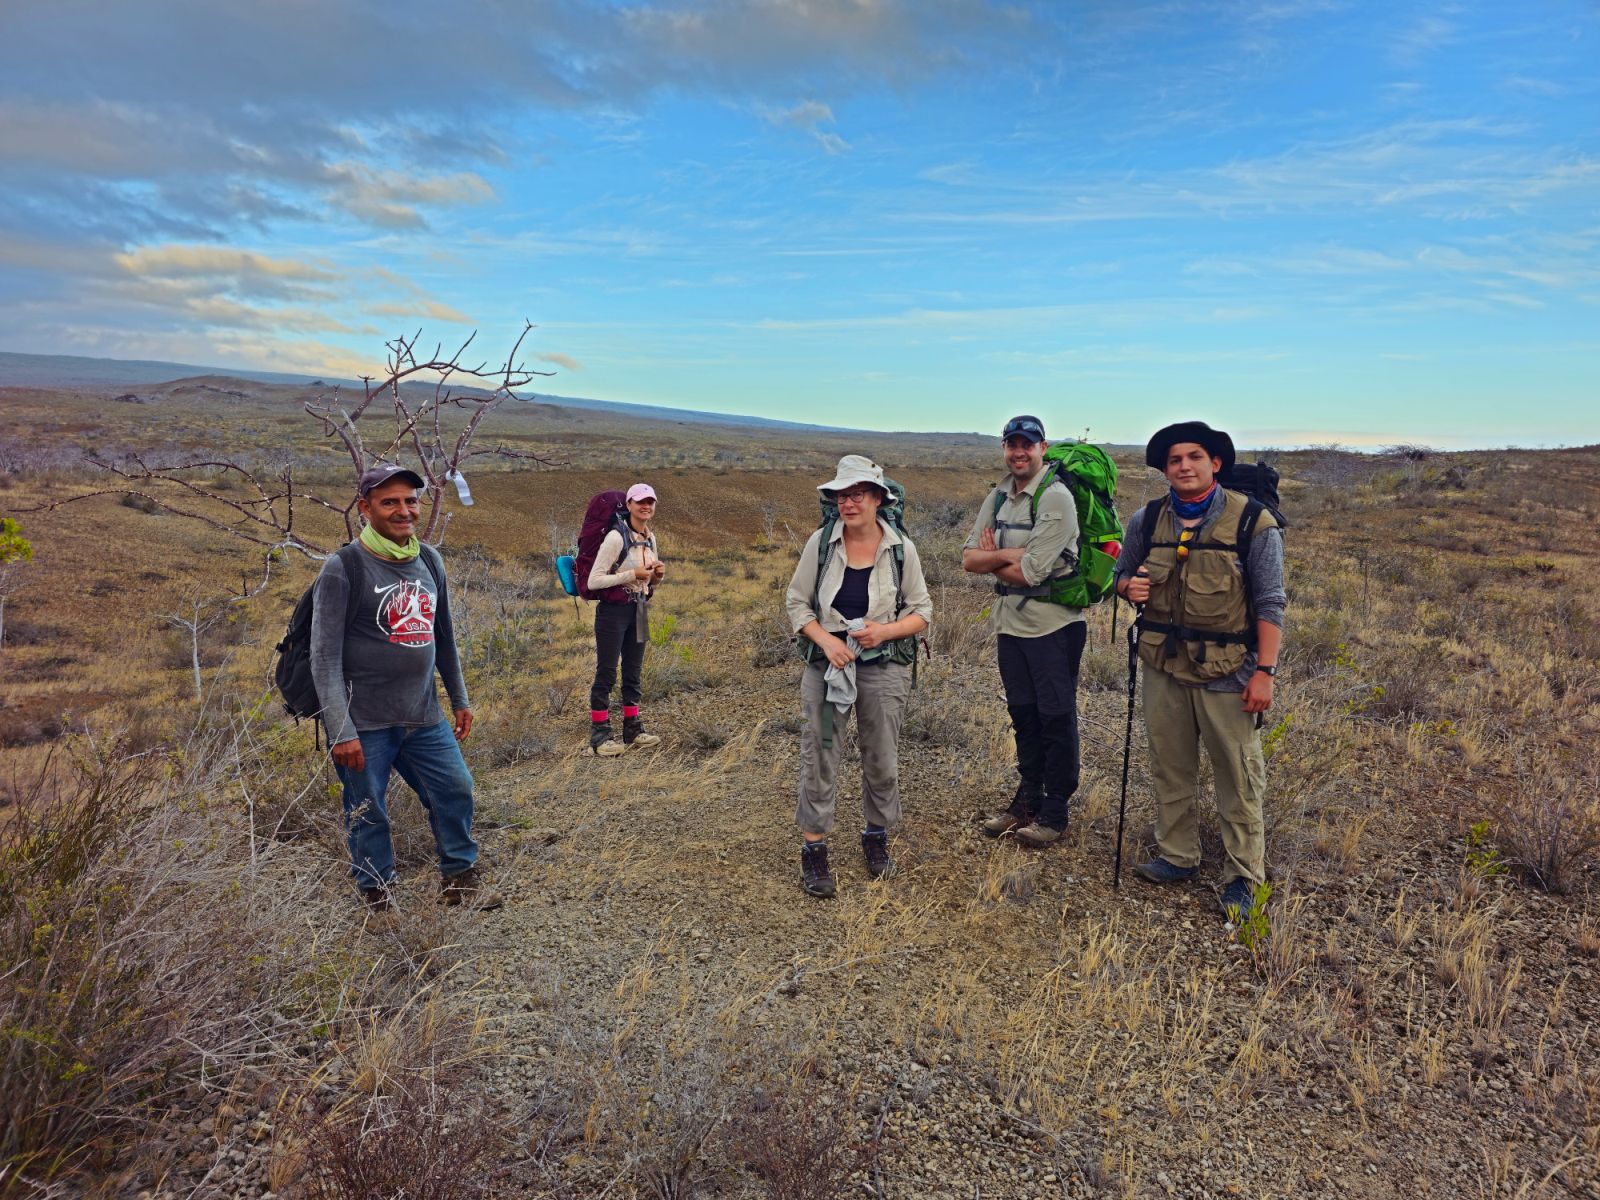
800, 841, 836, 898
862, 829, 895, 879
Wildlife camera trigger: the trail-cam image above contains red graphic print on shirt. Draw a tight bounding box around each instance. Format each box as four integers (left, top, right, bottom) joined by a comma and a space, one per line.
374, 580, 435, 647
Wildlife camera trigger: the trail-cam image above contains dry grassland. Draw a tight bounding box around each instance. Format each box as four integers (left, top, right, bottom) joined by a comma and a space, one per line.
2, 380, 1598, 1199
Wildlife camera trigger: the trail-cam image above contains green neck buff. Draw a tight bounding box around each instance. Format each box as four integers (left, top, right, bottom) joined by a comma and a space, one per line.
359, 523, 420, 561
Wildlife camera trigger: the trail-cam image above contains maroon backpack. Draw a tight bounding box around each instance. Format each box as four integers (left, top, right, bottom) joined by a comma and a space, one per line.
575, 490, 631, 602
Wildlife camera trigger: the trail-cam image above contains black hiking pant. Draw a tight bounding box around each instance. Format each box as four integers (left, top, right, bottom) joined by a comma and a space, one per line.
997, 622, 1086, 830
590, 599, 645, 714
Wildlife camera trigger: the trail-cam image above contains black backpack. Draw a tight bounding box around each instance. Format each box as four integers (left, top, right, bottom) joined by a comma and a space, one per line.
1219, 460, 1288, 532
273, 543, 442, 726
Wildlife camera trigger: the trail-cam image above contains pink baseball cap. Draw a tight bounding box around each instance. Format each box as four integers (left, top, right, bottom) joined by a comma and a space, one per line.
626, 483, 657, 503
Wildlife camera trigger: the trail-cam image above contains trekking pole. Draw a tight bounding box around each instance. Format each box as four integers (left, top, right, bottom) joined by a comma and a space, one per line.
1114, 598, 1141, 890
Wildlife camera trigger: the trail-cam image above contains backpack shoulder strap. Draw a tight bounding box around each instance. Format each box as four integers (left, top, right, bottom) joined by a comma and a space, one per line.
1141, 497, 1165, 544
334, 542, 366, 629
1028, 464, 1062, 523
419, 543, 445, 593
812, 519, 837, 614
1236, 499, 1264, 575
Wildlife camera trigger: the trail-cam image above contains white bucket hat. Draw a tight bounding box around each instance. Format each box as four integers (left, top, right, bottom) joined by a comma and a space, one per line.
817, 454, 894, 502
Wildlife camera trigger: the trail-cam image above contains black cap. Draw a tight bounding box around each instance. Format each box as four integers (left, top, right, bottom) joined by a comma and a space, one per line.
1001, 414, 1046, 443
1145, 421, 1235, 476
357, 463, 425, 497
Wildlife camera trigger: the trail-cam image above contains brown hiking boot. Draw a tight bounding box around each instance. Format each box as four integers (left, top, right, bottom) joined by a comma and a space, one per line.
981, 781, 1040, 838
440, 866, 504, 910
1015, 822, 1064, 849
861, 830, 896, 880
980, 810, 1026, 838
800, 842, 836, 899
360, 886, 393, 913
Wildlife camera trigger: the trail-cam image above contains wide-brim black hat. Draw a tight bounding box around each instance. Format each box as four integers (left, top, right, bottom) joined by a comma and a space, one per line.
1145, 421, 1235, 476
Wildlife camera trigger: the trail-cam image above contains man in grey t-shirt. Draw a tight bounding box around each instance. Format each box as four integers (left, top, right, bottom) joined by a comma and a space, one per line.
962, 416, 1086, 848
311, 465, 500, 914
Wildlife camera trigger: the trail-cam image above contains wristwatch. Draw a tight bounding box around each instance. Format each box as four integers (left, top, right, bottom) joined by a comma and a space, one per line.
1256, 664, 1278, 677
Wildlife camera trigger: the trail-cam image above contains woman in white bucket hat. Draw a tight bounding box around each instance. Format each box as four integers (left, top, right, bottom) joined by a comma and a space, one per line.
784, 455, 933, 899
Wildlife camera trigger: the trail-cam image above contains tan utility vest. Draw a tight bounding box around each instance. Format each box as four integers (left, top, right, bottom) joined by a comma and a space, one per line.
1137, 489, 1276, 684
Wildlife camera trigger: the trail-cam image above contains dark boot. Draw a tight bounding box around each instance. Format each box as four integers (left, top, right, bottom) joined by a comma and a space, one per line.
440, 866, 504, 911
981, 779, 1041, 838
800, 841, 836, 898
861, 829, 895, 880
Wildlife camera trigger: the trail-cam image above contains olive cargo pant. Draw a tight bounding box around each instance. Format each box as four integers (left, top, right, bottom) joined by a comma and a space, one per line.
1142, 667, 1266, 886
796, 660, 913, 836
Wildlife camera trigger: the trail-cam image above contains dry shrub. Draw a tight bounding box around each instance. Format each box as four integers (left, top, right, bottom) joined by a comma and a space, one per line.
1495, 759, 1600, 893
726, 1080, 883, 1200
616, 1039, 742, 1200
288, 1079, 506, 1200
0, 736, 328, 1189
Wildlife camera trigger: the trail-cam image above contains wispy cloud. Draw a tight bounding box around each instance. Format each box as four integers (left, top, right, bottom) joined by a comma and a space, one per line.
761, 101, 848, 155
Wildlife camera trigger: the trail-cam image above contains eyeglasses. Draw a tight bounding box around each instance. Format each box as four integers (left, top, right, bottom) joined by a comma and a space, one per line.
835, 488, 876, 505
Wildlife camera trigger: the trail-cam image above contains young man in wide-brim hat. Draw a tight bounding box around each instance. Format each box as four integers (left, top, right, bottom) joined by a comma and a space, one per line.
1114, 420, 1286, 923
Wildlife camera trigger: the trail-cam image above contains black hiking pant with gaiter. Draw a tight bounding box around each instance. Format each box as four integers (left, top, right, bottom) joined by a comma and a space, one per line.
590, 599, 645, 714
997, 622, 1086, 830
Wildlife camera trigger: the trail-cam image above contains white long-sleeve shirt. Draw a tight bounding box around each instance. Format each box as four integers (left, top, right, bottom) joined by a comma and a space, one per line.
587, 525, 660, 596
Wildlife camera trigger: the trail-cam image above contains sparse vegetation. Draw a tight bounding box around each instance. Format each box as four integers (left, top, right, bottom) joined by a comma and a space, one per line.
0, 382, 1597, 1196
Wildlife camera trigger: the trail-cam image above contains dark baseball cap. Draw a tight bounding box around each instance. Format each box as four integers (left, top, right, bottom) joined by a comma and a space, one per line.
357, 464, 425, 497
1001, 414, 1046, 443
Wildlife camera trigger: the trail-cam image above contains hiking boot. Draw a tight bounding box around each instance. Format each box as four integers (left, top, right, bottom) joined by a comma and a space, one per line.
1014, 822, 1064, 849
360, 885, 393, 913
981, 781, 1041, 838
623, 717, 661, 748
440, 866, 504, 911
800, 842, 836, 899
1219, 877, 1258, 924
861, 830, 895, 880
1133, 857, 1199, 885
588, 720, 625, 757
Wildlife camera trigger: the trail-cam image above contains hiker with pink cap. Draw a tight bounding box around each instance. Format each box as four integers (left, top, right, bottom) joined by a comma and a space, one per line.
584, 482, 666, 756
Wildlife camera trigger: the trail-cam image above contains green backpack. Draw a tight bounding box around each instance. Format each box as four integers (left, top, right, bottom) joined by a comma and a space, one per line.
797, 475, 919, 670
990, 441, 1123, 609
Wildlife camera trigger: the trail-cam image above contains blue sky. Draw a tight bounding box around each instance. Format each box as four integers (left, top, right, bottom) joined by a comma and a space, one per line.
1, 1, 1596, 447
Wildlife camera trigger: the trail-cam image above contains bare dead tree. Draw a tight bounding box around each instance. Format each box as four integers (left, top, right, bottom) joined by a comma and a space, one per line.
21, 324, 563, 592
162, 595, 234, 702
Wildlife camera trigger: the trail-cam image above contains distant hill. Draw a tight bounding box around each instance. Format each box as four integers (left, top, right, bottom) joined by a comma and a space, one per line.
0, 349, 335, 391
0, 349, 849, 434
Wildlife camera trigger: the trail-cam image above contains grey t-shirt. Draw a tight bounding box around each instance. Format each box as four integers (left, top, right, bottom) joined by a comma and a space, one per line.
309, 544, 470, 744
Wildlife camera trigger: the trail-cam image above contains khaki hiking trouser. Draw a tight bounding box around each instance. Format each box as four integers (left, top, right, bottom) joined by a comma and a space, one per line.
797, 660, 912, 836
1142, 667, 1266, 886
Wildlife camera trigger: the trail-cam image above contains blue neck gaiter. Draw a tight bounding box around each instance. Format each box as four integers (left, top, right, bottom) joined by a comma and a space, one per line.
1169, 483, 1217, 521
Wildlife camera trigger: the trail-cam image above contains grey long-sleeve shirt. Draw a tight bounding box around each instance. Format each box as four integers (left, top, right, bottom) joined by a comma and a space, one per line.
309, 544, 470, 745
1114, 489, 1286, 693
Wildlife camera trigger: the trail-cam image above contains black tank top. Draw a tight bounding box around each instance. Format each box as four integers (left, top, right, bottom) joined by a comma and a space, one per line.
834, 566, 871, 621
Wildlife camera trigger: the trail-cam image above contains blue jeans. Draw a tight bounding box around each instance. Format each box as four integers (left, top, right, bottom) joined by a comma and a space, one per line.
335, 720, 478, 889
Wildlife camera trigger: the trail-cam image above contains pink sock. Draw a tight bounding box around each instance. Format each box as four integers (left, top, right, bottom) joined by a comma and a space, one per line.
623, 706, 640, 719
590, 710, 609, 723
